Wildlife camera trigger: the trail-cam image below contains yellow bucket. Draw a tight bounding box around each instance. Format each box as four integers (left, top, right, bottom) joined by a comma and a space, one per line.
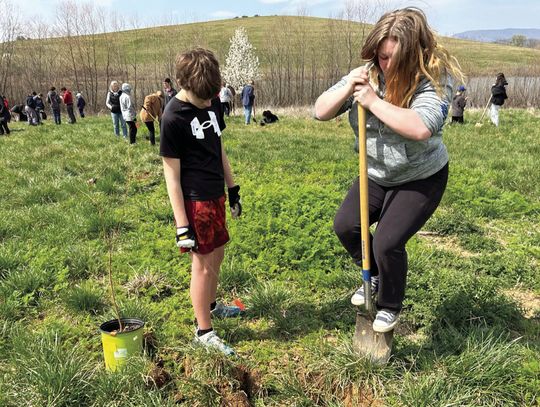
99, 318, 145, 371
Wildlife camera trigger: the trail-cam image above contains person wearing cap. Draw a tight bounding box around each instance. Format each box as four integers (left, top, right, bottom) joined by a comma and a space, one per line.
451, 85, 467, 124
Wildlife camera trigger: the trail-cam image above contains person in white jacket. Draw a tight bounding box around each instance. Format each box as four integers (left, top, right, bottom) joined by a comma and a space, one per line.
120, 83, 137, 144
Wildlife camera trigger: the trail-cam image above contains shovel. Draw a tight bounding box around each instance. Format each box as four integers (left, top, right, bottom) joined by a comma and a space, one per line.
475, 96, 492, 128
352, 103, 393, 365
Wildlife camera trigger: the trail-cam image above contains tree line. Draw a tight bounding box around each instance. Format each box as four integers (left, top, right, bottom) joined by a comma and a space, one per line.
1, 0, 539, 111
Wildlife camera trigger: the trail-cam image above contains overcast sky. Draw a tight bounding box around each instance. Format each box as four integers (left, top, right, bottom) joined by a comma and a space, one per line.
15, 0, 540, 36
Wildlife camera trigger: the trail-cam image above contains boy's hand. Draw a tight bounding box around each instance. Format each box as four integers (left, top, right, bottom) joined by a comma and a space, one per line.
228, 185, 242, 219
176, 226, 197, 249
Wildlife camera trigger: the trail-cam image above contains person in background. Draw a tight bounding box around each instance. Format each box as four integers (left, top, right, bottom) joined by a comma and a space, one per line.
451, 85, 467, 124
227, 84, 236, 115
0, 94, 10, 135
160, 48, 243, 356
34, 92, 46, 123
105, 81, 127, 138
9, 104, 27, 122
314, 7, 463, 333
140, 90, 163, 146
120, 82, 137, 144
163, 77, 178, 107
490, 72, 508, 127
76, 92, 86, 118
219, 82, 233, 117
47, 87, 62, 125
240, 80, 255, 124
25, 92, 38, 125
60, 87, 76, 124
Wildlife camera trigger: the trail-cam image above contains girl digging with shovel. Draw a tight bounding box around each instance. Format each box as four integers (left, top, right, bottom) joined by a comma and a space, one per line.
315, 7, 464, 361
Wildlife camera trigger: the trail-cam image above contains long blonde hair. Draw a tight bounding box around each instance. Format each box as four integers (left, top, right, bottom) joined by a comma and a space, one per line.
361, 7, 464, 107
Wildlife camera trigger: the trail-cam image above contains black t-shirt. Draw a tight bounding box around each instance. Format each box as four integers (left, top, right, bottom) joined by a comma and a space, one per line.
160, 96, 226, 201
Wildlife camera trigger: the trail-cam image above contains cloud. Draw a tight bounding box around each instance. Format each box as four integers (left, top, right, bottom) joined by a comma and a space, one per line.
259, 0, 288, 4
211, 10, 238, 19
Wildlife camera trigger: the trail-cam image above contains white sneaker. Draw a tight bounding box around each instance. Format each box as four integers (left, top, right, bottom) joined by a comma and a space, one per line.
194, 330, 235, 356
351, 276, 379, 306
372, 309, 399, 333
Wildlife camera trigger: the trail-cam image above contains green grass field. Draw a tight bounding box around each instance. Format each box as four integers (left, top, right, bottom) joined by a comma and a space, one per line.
0, 109, 539, 406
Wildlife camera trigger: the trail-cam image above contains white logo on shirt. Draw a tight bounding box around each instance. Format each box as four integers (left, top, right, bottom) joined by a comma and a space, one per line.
190, 111, 221, 139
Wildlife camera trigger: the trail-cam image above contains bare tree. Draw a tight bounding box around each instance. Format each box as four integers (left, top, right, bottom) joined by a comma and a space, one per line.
55, 0, 81, 91
0, 0, 22, 95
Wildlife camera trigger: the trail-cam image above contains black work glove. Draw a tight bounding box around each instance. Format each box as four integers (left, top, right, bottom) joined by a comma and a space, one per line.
175, 225, 197, 250
228, 185, 242, 219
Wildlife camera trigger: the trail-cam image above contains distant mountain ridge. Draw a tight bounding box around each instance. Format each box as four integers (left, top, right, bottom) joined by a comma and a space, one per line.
453, 28, 540, 42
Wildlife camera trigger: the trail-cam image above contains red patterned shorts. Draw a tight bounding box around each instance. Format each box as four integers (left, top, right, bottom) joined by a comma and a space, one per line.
181, 195, 230, 255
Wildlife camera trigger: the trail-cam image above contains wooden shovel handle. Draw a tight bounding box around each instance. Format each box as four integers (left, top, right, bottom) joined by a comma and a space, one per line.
358, 104, 373, 311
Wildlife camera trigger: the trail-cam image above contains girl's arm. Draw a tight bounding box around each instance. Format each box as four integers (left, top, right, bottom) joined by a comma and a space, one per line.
360, 96, 431, 141
162, 157, 188, 227
315, 66, 376, 121
314, 76, 355, 121
351, 67, 432, 141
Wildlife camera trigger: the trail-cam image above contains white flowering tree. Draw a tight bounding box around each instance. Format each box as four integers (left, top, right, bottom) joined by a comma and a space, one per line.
222, 27, 260, 94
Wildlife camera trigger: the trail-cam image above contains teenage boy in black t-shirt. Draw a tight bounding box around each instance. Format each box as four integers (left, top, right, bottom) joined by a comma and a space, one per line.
160, 48, 243, 356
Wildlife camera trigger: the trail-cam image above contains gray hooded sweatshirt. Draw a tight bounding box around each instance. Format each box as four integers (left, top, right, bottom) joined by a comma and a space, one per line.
321, 72, 453, 186
119, 83, 136, 121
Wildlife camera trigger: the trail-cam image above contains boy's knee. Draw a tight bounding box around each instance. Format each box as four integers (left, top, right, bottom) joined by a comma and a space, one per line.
192, 263, 214, 277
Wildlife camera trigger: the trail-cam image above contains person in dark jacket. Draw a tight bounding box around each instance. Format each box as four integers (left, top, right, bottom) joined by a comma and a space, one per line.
451, 85, 467, 123
162, 78, 178, 107
76, 92, 86, 118
61, 87, 76, 124
10, 104, 27, 122
490, 73, 508, 127
47, 87, 62, 124
25, 92, 39, 125
105, 80, 127, 137
34, 93, 46, 123
0, 94, 10, 135
241, 81, 255, 124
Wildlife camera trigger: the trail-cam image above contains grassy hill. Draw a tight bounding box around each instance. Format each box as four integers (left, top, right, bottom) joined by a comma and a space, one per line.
0, 109, 538, 405
78, 16, 540, 75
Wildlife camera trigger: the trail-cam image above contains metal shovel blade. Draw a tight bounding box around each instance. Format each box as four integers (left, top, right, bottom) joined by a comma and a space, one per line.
353, 311, 393, 365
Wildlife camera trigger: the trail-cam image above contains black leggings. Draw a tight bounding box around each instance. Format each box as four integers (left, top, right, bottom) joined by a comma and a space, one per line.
144, 121, 155, 145
126, 121, 137, 144
334, 163, 449, 311
0, 120, 9, 134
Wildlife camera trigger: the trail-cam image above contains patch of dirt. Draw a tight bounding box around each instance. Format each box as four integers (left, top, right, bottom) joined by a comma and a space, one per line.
505, 289, 540, 319
395, 321, 427, 344
417, 231, 477, 257
145, 363, 172, 389
343, 385, 384, 407
181, 356, 262, 405
136, 171, 151, 180
219, 388, 251, 407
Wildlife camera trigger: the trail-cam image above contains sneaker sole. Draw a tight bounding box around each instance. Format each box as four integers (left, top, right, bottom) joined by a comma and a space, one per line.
351, 296, 365, 306
372, 319, 399, 333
